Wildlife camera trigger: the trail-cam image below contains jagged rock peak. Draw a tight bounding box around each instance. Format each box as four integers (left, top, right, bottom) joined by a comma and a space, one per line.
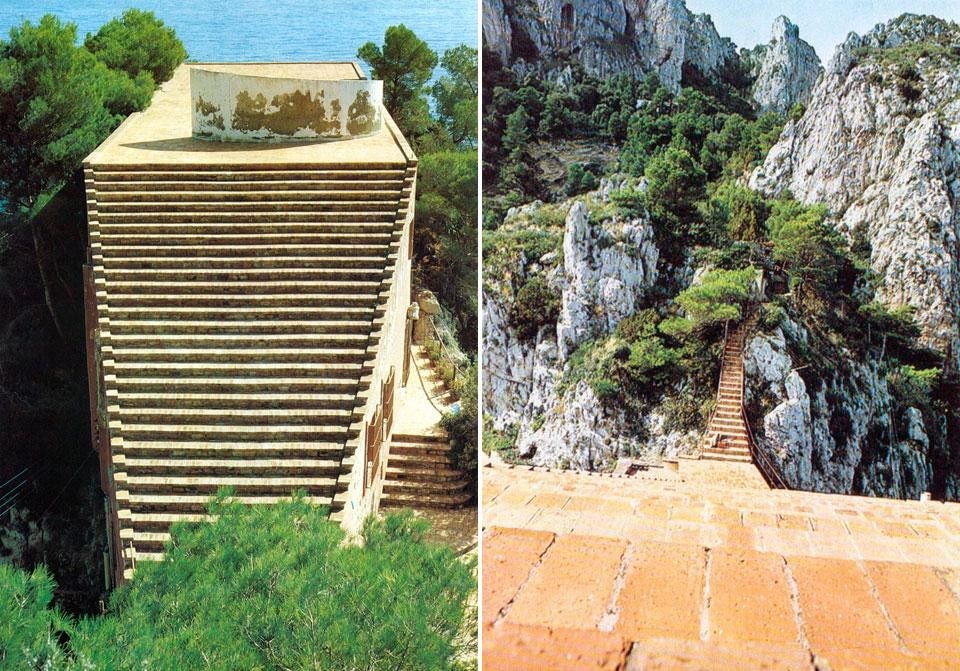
743, 15, 822, 114
482, 0, 737, 91
751, 10, 960, 371
829, 13, 960, 73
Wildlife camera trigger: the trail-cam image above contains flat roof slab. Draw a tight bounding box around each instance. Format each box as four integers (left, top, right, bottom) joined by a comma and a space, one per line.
86, 63, 411, 168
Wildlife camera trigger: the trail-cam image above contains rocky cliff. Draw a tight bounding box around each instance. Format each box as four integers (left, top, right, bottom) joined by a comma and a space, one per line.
752, 14, 960, 370
483, 186, 702, 469
743, 322, 933, 499
742, 16, 822, 114
483, 0, 737, 90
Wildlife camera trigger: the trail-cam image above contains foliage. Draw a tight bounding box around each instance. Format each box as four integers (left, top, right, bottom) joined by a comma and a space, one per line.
564, 162, 599, 196
0, 16, 112, 208
672, 268, 756, 329
84, 9, 186, 84
888, 365, 941, 410
0, 500, 475, 670
415, 150, 478, 351
708, 181, 770, 242
358, 24, 438, 144
432, 45, 478, 147
442, 362, 478, 500
770, 203, 846, 308
0, 564, 75, 669
510, 276, 560, 341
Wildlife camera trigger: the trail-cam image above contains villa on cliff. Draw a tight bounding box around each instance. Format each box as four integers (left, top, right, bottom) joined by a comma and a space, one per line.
82, 63, 418, 586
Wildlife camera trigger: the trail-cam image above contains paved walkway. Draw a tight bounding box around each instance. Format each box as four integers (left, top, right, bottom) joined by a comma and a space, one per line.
482, 463, 960, 670
392, 347, 446, 436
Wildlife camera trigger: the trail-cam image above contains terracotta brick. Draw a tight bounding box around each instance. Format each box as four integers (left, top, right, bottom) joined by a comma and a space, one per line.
615, 541, 706, 641
817, 647, 957, 671
874, 520, 919, 539
506, 534, 627, 629
707, 548, 800, 645
777, 514, 812, 531
564, 495, 633, 516
786, 556, 899, 657
864, 561, 960, 657
482, 527, 555, 624
530, 491, 571, 509
626, 638, 814, 671
482, 622, 630, 671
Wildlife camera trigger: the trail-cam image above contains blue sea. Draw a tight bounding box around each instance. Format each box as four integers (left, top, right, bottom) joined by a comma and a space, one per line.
0, 1, 477, 65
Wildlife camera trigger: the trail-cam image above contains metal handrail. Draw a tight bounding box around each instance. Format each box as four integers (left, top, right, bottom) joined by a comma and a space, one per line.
737, 312, 788, 489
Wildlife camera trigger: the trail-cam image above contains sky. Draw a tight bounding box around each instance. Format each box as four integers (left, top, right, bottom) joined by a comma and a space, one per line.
685, 1, 960, 63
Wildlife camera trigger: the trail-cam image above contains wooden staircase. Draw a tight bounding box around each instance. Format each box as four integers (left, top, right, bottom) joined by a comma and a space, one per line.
85, 161, 415, 576
701, 315, 756, 463
381, 433, 471, 509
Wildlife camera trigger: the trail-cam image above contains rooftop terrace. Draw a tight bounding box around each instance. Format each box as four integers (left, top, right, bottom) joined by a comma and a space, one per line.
482, 462, 960, 670
86, 63, 411, 168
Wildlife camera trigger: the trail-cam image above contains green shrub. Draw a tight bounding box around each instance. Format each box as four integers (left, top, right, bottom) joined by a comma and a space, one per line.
591, 377, 619, 400
510, 276, 560, 341
1, 500, 475, 670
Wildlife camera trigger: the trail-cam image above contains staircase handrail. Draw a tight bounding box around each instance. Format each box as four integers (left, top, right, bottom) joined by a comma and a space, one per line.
738, 315, 788, 490
700, 319, 732, 449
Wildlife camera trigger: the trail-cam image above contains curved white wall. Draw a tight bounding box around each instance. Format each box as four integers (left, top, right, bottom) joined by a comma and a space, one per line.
191, 67, 383, 142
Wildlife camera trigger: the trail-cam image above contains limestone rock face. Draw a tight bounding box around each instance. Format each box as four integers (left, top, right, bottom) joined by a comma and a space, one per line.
557, 200, 659, 360
485, 0, 736, 91
484, 193, 679, 469
743, 323, 932, 498
482, 0, 512, 62
751, 14, 960, 369
743, 16, 822, 114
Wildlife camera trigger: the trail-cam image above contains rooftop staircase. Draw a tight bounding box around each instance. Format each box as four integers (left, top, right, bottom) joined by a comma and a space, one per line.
85, 161, 415, 576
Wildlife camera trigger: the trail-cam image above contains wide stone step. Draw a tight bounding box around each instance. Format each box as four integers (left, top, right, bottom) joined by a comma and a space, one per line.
122, 441, 346, 459
95, 211, 397, 223
385, 466, 464, 483
109, 347, 368, 364
120, 424, 352, 442
107, 319, 371, 335
94, 231, 395, 246
129, 512, 207, 531
117, 392, 356, 410
97, 243, 389, 258
380, 490, 472, 510
124, 492, 332, 514
391, 433, 448, 444
103, 293, 379, 308
382, 479, 468, 495
96, 189, 401, 202
96, 199, 399, 214
100, 268, 383, 283
116, 406, 355, 425
110, 361, 363, 378
105, 306, 375, 321
91, 234, 394, 249
107, 332, 369, 348
94, 180, 403, 192
124, 457, 343, 477
96, 223, 397, 238
387, 452, 452, 467
91, 169, 407, 182
112, 377, 362, 393
701, 451, 752, 463
123, 474, 338, 495
100, 255, 388, 270
389, 443, 452, 459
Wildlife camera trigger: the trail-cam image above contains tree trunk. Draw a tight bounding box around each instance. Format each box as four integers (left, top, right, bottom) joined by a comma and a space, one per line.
31, 217, 67, 344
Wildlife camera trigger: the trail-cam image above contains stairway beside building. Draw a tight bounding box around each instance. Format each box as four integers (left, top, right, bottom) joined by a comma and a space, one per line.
381, 433, 471, 509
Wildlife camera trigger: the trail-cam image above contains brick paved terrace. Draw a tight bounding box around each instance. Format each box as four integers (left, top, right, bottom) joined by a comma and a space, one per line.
482, 463, 960, 670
